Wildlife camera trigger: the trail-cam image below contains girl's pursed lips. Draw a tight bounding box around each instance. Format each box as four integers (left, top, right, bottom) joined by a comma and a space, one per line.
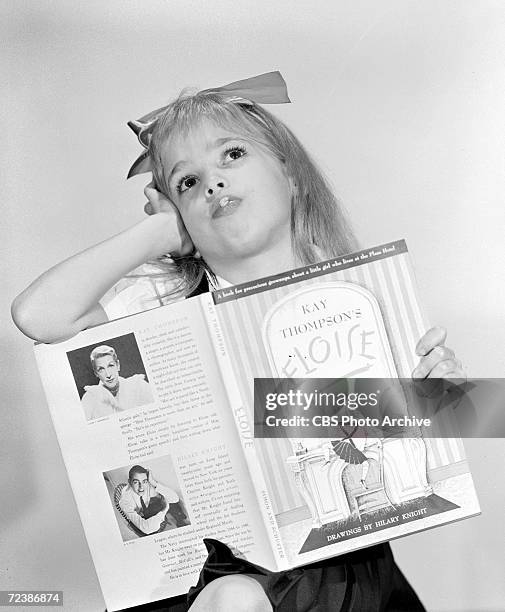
210, 195, 242, 218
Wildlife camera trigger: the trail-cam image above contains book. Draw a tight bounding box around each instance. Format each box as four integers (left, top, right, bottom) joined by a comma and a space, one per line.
33, 239, 480, 611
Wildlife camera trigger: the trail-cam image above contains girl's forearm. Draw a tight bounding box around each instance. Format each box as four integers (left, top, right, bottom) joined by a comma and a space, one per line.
12, 215, 173, 343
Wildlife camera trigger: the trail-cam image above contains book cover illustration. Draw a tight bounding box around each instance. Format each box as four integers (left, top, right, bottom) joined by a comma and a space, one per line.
213, 240, 480, 566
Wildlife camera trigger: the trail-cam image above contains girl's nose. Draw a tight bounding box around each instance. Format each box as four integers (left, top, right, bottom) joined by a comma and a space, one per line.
205, 177, 227, 198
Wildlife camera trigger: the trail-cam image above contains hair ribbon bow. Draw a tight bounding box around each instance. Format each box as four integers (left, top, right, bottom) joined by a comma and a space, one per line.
127, 71, 290, 178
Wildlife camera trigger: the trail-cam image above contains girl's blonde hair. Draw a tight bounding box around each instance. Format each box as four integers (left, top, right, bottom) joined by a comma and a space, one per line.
147, 91, 358, 297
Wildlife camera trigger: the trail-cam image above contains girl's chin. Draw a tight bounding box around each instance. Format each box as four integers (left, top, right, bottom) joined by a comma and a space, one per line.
200, 224, 291, 262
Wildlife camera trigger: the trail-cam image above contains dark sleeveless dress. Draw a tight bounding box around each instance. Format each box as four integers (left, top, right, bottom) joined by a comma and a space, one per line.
115, 277, 426, 612
122, 538, 425, 611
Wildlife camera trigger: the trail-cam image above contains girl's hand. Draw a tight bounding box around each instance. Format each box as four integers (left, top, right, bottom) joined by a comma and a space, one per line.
412, 326, 466, 383
143, 181, 194, 257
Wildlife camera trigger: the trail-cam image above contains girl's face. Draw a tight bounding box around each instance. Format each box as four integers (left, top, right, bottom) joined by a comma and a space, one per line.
160, 120, 293, 263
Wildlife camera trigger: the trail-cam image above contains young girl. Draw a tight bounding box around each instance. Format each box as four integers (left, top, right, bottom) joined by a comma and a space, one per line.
12, 72, 463, 611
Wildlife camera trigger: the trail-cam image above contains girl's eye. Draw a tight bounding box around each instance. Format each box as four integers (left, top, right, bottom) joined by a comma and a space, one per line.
177, 175, 198, 194
224, 145, 247, 162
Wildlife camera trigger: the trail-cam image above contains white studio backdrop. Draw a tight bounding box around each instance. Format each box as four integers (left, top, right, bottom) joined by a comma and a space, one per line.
2, 1, 505, 610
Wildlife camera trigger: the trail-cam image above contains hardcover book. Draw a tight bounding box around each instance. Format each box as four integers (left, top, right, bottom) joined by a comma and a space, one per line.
33, 239, 480, 611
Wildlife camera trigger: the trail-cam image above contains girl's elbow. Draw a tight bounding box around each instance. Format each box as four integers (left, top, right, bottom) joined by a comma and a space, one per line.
11, 293, 74, 343
11, 293, 42, 340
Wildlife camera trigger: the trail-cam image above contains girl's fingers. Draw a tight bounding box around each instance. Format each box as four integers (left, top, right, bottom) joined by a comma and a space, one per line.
426, 359, 461, 378
143, 180, 193, 255
145, 189, 163, 212
415, 326, 447, 356
143, 180, 156, 198
412, 326, 467, 382
144, 188, 160, 204
144, 185, 176, 215
412, 345, 455, 379
428, 362, 467, 388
